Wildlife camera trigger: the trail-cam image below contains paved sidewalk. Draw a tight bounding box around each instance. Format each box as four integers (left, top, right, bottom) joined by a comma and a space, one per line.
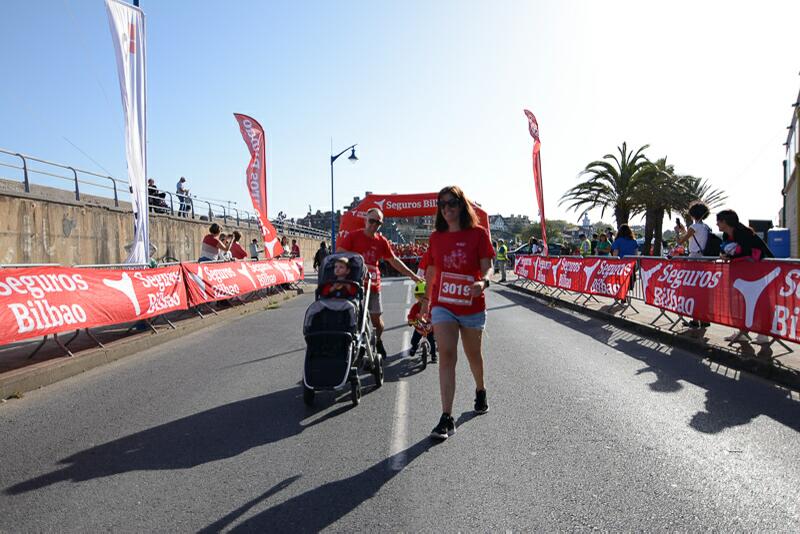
503, 272, 800, 390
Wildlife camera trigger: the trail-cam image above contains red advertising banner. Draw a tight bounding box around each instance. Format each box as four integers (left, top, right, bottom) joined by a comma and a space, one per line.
640, 258, 800, 342
233, 113, 284, 258
524, 110, 548, 256
182, 258, 304, 306
514, 255, 635, 300
0, 265, 186, 346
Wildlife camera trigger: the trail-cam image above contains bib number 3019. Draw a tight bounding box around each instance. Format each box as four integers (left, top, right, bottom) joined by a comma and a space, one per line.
439, 272, 474, 306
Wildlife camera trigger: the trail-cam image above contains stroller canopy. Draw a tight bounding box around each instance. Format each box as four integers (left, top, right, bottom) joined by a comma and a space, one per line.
318, 252, 366, 287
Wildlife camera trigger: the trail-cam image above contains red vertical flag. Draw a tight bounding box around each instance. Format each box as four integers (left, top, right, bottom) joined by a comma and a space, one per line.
524, 109, 548, 256
233, 114, 283, 258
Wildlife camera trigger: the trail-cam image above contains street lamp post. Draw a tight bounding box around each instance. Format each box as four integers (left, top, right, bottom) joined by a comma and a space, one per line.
330, 143, 358, 250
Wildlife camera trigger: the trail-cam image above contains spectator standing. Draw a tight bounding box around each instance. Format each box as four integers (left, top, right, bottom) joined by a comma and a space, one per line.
611, 225, 638, 258
291, 239, 301, 258
590, 233, 598, 255
716, 209, 774, 343
496, 239, 508, 282
421, 186, 495, 440
595, 233, 611, 256
579, 233, 592, 256
199, 223, 232, 262
674, 202, 713, 328
313, 241, 329, 271
176, 177, 190, 217
280, 236, 289, 257
147, 179, 167, 213
249, 239, 261, 260
229, 231, 248, 261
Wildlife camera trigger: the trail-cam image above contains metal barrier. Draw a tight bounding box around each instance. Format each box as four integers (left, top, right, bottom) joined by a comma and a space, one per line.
1, 146, 327, 239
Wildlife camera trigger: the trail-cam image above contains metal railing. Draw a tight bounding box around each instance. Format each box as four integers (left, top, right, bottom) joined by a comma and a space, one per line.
0, 147, 329, 239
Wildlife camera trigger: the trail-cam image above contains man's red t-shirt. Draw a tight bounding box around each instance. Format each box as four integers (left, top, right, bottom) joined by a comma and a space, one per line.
428, 226, 495, 316
230, 242, 248, 260
337, 230, 393, 292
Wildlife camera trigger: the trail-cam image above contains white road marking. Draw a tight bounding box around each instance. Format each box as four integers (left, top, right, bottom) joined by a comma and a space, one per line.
389, 369, 410, 471
405, 280, 413, 305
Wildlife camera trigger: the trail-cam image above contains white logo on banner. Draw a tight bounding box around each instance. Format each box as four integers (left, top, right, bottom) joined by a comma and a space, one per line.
640, 263, 663, 296
102, 272, 141, 316
732, 268, 781, 328
582, 260, 601, 291
237, 263, 256, 290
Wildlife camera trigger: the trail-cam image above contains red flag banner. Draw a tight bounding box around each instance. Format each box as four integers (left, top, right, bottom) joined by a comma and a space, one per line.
182, 258, 304, 306
233, 113, 283, 258
524, 110, 548, 256
0, 265, 186, 346
514, 255, 635, 300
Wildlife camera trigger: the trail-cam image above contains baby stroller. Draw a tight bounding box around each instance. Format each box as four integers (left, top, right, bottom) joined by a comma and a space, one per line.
302, 252, 382, 406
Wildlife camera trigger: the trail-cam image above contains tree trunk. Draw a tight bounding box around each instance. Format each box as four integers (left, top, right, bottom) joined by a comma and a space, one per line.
653, 208, 665, 256
614, 206, 629, 229
643, 208, 656, 256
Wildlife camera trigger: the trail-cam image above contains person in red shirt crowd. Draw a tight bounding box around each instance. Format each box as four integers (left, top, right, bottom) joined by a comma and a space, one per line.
290, 239, 301, 258
337, 207, 422, 357
422, 185, 495, 440
407, 281, 437, 361
229, 231, 248, 261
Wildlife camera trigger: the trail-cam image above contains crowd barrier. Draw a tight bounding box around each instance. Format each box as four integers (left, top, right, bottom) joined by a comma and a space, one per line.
0, 258, 304, 350
513, 254, 800, 346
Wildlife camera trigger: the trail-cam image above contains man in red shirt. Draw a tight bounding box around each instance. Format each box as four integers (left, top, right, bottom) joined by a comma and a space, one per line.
337, 208, 422, 357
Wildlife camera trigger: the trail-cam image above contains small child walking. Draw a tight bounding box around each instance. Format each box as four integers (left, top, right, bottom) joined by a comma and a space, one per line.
407, 281, 437, 362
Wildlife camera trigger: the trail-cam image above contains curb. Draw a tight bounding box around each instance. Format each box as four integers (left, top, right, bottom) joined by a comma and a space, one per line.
502, 282, 800, 392
0, 290, 304, 400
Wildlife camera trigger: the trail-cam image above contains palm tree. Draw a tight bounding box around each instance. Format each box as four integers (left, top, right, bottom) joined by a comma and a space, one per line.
560, 142, 650, 228
679, 177, 728, 224
630, 158, 694, 255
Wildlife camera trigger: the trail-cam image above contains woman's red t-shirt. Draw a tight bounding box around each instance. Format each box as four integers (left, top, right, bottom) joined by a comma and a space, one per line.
230, 242, 248, 260
428, 226, 495, 316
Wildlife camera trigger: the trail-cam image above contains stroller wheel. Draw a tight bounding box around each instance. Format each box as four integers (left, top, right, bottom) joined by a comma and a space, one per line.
371, 354, 384, 388
350, 377, 361, 406
420, 343, 428, 370
302, 385, 315, 406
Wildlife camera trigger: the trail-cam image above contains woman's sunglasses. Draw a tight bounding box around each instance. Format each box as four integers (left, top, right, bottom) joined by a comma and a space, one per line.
438, 198, 461, 209
367, 218, 383, 226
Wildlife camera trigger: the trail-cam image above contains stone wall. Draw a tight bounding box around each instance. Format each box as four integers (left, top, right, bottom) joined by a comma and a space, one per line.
0, 191, 320, 266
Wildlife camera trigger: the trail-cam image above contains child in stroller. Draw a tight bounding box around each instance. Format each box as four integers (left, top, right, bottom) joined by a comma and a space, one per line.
302, 252, 382, 406
407, 281, 437, 368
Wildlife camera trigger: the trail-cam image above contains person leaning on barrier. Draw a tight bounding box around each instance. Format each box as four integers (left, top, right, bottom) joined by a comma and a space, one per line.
673, 202, 713, 328
716, 209, 774, 344
229, 231, 248, 261
249, 239, 261, 260
176, 177, 190, 217
199, 223, 232, 262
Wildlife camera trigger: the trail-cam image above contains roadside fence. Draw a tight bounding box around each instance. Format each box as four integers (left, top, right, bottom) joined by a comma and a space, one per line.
0, 258, 304, 359
512, 254, 797, 352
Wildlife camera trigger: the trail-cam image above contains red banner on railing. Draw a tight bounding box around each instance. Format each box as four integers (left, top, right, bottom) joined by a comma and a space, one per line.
514, 255, 635, 300
640, 258, 800, 342
182, 258, 303, 305
0, 265, 187, 346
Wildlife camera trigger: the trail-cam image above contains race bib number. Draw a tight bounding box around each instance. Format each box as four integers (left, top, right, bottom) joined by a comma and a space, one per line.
438, 272, 474, 306
366, 265, 379, 281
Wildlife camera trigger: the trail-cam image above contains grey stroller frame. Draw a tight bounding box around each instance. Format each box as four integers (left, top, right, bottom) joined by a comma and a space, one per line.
302, 252, 383, 406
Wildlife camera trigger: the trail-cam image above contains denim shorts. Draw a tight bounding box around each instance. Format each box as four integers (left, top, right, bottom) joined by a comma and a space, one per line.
430, 306, 486, 330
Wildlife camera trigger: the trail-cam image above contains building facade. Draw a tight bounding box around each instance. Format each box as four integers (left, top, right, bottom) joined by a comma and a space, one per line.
782, 88, 800, 257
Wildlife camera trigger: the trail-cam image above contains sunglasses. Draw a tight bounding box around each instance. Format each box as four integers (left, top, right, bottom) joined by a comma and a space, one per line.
438, 198, 461, 209
367, 218, 383, 226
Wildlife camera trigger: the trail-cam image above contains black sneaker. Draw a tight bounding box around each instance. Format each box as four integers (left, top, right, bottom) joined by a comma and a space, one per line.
408, 345, 417, 357
430, 413, 455, 440
430, 353, 438, 363
474, 389, 489, 414
376, 339, 387, 357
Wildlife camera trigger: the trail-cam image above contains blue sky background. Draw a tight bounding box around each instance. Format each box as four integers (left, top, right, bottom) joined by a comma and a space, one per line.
1, 0, 799, 228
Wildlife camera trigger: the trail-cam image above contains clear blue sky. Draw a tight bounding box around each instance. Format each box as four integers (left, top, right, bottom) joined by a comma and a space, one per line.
1, 0, 799, 228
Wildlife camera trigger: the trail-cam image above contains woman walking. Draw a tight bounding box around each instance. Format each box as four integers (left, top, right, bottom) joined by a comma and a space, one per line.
423, 186, 495, 440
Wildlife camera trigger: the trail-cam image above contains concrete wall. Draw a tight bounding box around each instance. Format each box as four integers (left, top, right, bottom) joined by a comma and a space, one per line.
0, 191, 319, 266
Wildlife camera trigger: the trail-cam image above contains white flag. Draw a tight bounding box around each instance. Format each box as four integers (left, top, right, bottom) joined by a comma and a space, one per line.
106, 0, 149, 263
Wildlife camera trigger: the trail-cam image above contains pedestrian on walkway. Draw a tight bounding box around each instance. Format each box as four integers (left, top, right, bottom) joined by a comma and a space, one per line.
422, 185, 495, 440
716, 209, 774, 344
176, 177, 190, 217
313, 241, 329, 272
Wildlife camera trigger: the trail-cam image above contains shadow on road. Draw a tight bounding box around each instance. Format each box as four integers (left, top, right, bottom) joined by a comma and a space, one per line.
5, 386, 328, 496
494, 287, 800, 436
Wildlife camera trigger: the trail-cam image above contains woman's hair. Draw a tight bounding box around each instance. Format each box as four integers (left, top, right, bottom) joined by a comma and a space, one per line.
232, 230, 242, 242
209, 223, 220, 235
716, 209, 752, 235
688, 201, 710, 221
618, 224, 634, 239
599, 233, 608, 240
434, 185, 479, 232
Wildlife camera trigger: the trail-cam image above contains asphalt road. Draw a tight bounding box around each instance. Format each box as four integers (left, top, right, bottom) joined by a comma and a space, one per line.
1, 279, 799, 532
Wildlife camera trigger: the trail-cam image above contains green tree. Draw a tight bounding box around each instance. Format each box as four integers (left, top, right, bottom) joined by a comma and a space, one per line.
520, 219, 571, 243
678, 177, 728, 224
560, 142, 651, 228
